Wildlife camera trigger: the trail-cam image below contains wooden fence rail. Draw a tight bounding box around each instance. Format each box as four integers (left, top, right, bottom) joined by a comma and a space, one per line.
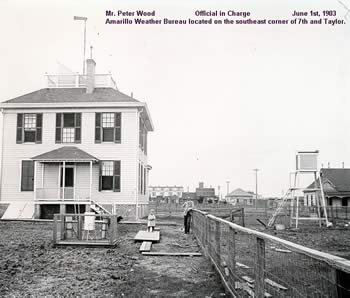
191, 209, 350, 297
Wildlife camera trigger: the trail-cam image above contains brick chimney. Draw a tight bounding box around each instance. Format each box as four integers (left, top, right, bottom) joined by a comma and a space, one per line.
86, 59, 96, 94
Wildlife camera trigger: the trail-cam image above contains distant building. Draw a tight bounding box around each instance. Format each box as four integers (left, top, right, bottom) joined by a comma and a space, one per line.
226, 188, 255, 206
181, 192, 197, 204
304, 168, 350, 207
149, 186, 184, 203
195, 182, 217, 203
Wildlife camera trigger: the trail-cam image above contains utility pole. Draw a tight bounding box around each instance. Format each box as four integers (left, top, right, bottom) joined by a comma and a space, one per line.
226, 180, 230, 196
74, 16, 88, 75
254, 169, 259, 208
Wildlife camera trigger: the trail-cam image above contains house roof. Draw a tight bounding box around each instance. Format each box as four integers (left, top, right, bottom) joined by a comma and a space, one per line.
226, 188, 254, 198
31, 146, 98, 162
3, 88, 139, 104
306, 168, 350, 192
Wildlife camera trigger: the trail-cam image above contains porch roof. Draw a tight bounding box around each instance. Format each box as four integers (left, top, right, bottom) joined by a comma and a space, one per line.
31, 146, 98, 162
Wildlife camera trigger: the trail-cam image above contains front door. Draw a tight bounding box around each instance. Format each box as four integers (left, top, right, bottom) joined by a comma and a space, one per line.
60, 166, 74, 200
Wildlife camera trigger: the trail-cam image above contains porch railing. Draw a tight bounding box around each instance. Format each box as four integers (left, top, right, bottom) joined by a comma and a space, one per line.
35, 188, 91, 201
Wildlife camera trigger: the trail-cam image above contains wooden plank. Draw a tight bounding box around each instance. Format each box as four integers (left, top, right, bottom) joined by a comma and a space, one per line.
237, 262, 251, 269
134, 231, 160, 242
142, 252, 202, 257
265, 278, 288, 290
139, 241, 152, 252
242, 276, 254, 283
55, 240, 112, 247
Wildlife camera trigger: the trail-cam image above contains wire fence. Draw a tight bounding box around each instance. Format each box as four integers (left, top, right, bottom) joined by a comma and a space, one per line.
191, 209, 350, 297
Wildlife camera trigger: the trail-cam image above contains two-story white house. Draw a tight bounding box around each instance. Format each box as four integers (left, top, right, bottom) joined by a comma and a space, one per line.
0, 59, 153, 220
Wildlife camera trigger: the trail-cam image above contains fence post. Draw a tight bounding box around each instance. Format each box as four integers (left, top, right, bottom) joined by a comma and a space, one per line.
331, 267, 350, 298
109, 215, 116, 245
228, 226, 236, 285
60, 214, 65, 240
215, 220, 221, 264
241, 208, 245, 227
255, 237, 266, 298
77, 215, 83, 240
53, 214, 57, 244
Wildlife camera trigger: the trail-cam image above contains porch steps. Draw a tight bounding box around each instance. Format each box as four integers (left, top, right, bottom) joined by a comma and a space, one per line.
1, 203, 34, 220
90, 201, 111, 215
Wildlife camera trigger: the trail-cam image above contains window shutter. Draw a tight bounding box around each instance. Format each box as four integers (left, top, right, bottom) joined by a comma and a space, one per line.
55, 113, 62, 143
95, 113, 102, 143
36, 114, 42, 143
113, 161, 121, 192
114, 113, 121, 143
75, 113, 81, 143
16, 114, 23, 144
21, 161, 34, 191
98, 162, 102, 191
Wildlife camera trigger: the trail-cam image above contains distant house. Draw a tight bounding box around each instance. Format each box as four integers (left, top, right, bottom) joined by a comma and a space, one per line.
226, 188, 255, 206
0, 59, 153, 220
304, 168, 350, 207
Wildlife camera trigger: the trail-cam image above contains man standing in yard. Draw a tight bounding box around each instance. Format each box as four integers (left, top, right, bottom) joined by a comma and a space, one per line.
182, 201, 194, 234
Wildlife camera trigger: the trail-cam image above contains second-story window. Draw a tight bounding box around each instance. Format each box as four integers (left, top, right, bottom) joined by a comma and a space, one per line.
16, 113, 42, 144
95, 112, 121, 143
55, 113, 81, 144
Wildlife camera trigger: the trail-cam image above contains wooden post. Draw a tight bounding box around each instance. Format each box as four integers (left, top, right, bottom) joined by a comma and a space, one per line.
241, 208, 245, 227
53, 214, 57, 244
228, 226, 236, 284
89, 161, 92, 203
255, 237, 266, 298
77, 215, 83, 240
331, 267, 350, 298
110, 215, 116, 245
60, 214, 66, 240
215, 220, 221, 263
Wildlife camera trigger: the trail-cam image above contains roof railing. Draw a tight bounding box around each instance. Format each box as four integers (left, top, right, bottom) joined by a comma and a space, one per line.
45, 73, 118, 89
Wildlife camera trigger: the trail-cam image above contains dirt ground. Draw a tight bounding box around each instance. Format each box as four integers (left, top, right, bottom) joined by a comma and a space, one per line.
267, 226, 350, 259
0, 220, 225, 298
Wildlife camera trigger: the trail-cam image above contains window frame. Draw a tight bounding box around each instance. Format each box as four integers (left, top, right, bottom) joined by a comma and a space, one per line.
95, 112, 121, 143
99, 160, 121, 192
16, 113, 42, 144
55, 113, 81, 144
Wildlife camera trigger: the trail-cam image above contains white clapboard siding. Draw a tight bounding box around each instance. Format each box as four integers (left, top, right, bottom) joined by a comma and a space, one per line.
0, 108, 145, 205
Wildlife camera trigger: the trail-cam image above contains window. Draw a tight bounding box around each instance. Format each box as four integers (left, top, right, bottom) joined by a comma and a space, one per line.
16, 114, 42, 144
95, 113, 121, 143
99, 161, 121, 192
55, 113, 81, 143
21, 160, 34, 191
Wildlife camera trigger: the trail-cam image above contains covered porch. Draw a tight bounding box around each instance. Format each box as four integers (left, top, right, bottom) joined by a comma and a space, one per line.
31, 146, 99, 203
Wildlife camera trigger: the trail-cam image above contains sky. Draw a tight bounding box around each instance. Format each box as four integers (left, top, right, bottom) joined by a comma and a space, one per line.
0, 0, 349, 197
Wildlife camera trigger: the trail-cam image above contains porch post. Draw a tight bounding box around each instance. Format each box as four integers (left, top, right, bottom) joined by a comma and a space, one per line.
62, 161, 66, 201
57, 163, 61, 200
33, 161, 37, 201
89, 161, 92, 203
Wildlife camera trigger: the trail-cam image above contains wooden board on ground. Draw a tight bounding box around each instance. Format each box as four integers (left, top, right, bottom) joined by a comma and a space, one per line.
142, 252, 202, 257
265, 278, 288, 290
134, 230, 160, 242
139, 241, 152, 252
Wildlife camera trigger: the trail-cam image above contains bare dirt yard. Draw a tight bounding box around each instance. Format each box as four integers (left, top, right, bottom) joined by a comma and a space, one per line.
0, 220, 225, 297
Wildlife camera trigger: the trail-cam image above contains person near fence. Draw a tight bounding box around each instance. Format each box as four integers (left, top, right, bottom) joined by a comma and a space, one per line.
182, 201, 194, 234
147, 209, 156, 232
